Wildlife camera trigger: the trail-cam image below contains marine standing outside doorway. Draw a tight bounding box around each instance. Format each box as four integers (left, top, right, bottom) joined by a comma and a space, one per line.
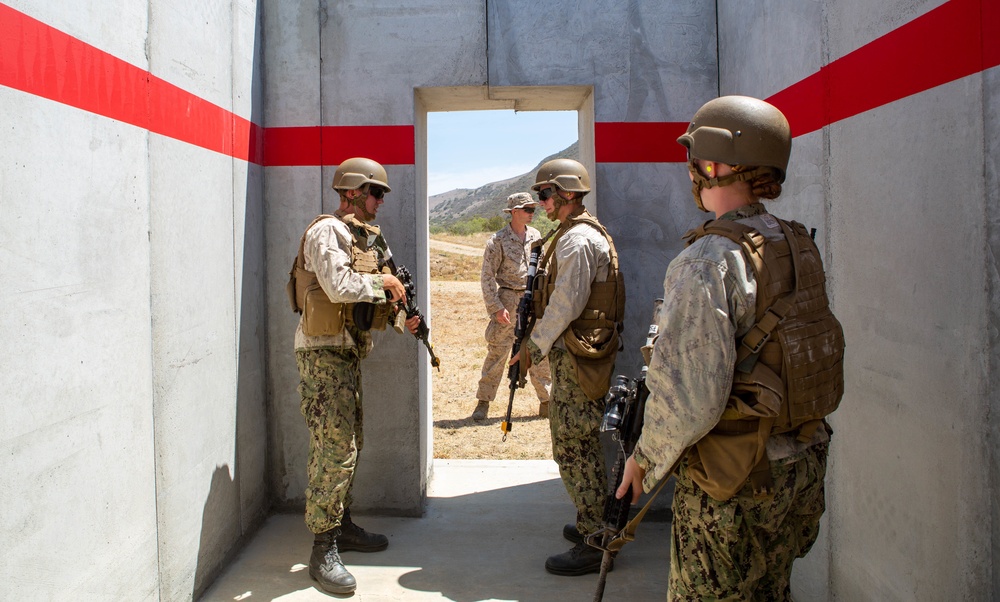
289, 157, 420, 596
616, 96, 845, 600
472, 192, 552, 421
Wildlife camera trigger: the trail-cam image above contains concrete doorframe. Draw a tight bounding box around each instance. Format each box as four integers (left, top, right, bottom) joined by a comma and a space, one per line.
412, 85, 595, 477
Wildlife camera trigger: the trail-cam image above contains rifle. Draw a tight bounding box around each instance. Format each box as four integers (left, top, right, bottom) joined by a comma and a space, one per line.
500, 241, 543, 441
586, 299, 663, 602
362, 234, 441, 370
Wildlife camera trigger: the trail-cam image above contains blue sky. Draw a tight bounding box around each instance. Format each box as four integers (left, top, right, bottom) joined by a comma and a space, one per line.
427, 110, 578, 196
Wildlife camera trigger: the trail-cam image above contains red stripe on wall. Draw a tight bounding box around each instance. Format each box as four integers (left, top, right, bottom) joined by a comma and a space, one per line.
769, 0, 998, 137
594, 122, 689, 163
599, 0, 999, 163
0, 4, 265, 163
264, 125, 415, 167
1, 1, 997, 166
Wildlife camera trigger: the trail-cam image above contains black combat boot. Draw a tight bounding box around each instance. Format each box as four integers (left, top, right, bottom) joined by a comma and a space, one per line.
337, 508, 389, 552
544, 541, 611, 576
563, 523, 583, 544
309, 528, 357, 595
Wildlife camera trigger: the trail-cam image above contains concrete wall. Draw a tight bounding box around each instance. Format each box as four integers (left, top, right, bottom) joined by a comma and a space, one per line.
0, 1, 267, 600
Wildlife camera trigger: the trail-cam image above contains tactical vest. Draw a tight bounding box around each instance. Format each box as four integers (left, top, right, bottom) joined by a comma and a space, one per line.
285, 212, 391, 337
532, 209, 626, 400
681, 216, 845, 501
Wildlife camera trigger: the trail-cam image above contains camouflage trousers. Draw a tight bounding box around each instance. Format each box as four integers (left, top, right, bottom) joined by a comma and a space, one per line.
669, 443, 829, 602
476, 288, 551, 403
547, 347, 608, 535
296, 348, 365, 535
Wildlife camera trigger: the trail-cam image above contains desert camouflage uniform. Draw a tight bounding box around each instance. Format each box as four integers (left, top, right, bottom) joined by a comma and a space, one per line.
477, 223, 551, 403
528, 217, 611, 535
294, 214, 388, 534
632, 204, 830, 599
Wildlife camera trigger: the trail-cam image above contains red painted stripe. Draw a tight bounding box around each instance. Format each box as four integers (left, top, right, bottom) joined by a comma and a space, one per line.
2, 1, 997, 166
601, 0, 999, 162
264, 125, 415, 167
770, 0, 998, 137
0, 3, 265, 163
594, 122, 688, 163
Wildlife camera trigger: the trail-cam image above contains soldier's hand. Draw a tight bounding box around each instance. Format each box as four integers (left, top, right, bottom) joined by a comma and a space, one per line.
405, 315, 420, 335
496, 308, 511, 325
382, 274, 406, 304
616, 456, 645, 504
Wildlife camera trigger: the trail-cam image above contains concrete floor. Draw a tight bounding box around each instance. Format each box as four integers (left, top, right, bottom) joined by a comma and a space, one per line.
201, 459, 670, 601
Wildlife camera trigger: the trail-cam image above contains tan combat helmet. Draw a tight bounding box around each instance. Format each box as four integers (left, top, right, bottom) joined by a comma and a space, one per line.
331, 157, 392, 192
531, 158, 591, 196
677, 95, 791, 183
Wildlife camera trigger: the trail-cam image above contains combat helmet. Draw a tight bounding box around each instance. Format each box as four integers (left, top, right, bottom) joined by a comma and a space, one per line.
331, 157, 391, 193
531, 158, 591, 196
677, 95, 791, 182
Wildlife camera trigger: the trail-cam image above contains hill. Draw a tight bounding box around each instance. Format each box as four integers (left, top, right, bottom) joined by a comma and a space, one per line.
428, 141, 579, 227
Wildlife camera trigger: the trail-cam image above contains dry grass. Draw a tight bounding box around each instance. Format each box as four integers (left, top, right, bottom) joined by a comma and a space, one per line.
429, 234, 553, 461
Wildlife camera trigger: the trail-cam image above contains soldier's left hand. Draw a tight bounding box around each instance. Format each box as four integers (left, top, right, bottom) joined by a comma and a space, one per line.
616, 456, 645, 504
405, 315, 420, 335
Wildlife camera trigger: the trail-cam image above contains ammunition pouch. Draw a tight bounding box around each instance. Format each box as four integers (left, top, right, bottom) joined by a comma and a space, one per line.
562, 313, 621, 400
351, 301, 391, 332
531, 268, 551, 319
687, 362, 784, 501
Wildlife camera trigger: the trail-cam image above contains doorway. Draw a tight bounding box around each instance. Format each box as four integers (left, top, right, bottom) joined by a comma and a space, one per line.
413, 86, 595, 472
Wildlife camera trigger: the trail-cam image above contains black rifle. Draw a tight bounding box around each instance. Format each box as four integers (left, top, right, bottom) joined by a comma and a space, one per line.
586, 299, 663, 602
500, 242, 543, 441
369, 233, 441, 369
389, 263, 441, 370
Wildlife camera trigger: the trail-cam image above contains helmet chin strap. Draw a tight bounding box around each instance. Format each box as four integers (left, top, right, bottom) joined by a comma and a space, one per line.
687, 161, 767, 213
351, 185, 377, 222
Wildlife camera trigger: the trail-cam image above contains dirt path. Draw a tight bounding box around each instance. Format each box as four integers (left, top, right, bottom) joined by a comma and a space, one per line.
429, 238, 483, 257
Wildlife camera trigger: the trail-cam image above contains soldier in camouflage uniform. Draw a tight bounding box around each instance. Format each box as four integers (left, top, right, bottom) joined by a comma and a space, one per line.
617, 97, 842, 601
471, 192, 551, 421
511, 159, 625, 576
292, 157, 420, 596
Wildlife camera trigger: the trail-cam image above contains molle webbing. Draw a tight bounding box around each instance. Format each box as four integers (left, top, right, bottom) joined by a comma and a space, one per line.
682, 215, 844, 501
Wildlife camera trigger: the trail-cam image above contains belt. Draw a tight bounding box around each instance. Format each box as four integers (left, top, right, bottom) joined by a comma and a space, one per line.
499, 286, 526, 292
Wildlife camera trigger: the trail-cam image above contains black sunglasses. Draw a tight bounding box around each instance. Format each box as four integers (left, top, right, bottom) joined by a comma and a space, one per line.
537, 188, 555, 201
521, 207, 536, 213
368, 186, 386, 200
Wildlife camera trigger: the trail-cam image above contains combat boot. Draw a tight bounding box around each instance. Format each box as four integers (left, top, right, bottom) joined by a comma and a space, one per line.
309, 529, 357, 595
544, 541, 611, 576
563, 523, 583, 544
338, 508, 389, 552
471, 400, 490, 421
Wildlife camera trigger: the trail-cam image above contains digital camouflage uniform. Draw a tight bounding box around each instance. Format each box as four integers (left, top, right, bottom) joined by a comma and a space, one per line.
478, 223, 551, 404
528, 214, 612, 535
632, 204, 830, 600
294, 214, 387, 535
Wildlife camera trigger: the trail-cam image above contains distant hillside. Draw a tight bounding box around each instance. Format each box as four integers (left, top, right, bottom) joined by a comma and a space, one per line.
429, 141, 579, 227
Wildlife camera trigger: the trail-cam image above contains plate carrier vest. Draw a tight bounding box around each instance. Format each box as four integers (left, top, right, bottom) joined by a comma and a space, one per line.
286, 212, 391, 337
681, 216, 845, 501
532, 209, 626, 400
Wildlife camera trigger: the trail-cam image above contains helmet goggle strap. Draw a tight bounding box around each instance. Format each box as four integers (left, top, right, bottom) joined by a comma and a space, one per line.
687, 159, 767, 212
